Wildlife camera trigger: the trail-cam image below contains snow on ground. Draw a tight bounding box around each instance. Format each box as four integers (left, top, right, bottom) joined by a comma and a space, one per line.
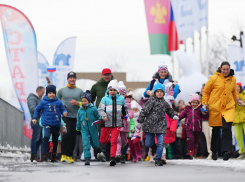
168, 159, 245, 172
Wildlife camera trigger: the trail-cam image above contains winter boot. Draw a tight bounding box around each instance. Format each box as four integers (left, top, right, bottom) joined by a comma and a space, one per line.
97, 153, 106, 162
56, 153, 62, 161
161, 155, 167, 165
85, 159, 90, 165
145, 156, 150, 161
120, 155, 126, 164
60, 155, 67, 162
186, 150, 194, 160
67, 156, 75, 163
41, 154, 47, 162
51, 153, 57, 162
32, 154, 41, 162
94, 148, 101, 160
136, 150, 142, 161
115, 155, 121, 163
155, 159, 163, 166
222, 151, 231, 161
193, 148, 197, 157
196, 155, 205, 159
237, 151, 245, 159
110, 157, 117, 166
132, 153, 137, 163
127, 149, 131, 161
212, 153, 217, 161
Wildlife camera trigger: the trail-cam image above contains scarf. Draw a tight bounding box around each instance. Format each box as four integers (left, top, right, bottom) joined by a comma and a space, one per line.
67, 83, 76, 89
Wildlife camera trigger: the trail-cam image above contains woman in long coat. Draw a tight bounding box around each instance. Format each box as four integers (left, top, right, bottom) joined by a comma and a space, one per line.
202, 61, 244, 161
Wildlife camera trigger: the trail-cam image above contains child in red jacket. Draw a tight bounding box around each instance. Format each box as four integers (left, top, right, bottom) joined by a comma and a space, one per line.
179, 94, 208, 159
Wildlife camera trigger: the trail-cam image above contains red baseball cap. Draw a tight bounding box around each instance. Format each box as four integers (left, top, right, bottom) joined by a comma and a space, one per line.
102, 68, 112, 75
237, 82, 243, 89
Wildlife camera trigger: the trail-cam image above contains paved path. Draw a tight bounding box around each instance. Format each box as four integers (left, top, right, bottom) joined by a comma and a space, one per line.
0, 160, 244, 182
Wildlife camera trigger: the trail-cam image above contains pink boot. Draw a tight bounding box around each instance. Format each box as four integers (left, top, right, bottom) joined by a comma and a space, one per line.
132, 153, 137, 163
136, 150, 142, 161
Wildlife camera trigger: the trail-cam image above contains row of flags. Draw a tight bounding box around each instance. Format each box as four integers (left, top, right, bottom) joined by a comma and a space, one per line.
144, 0, 208, 55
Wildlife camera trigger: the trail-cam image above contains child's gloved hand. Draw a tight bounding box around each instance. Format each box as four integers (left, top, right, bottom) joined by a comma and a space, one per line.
131, 129, 135, 133
173, 116, 179, 120
32, 119, 37, 125
76, 130, 81, 135
103, 117, 108, 121
63, 126, 67, 133
63, 112, 68, 117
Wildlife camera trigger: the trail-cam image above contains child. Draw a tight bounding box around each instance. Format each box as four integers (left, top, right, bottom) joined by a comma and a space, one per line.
115, 81, 131, 164
137, 83, 179, 166
32, 85, 67, 162
128, 100, 142, 162
76, 90, 102, 165
98, 80, 128, 166
179, 93, 208, 159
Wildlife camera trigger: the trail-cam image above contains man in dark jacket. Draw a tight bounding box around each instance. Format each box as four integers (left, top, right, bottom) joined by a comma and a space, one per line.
91, 68, 113, 161
27, 86, 45, 162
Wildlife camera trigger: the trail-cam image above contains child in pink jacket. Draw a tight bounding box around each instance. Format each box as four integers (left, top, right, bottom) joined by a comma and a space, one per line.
115, 81, 132, 164
179, 94, 208, 159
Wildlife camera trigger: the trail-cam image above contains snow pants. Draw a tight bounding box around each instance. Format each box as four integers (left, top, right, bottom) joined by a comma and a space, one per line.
186, 130, 202, 150
81, 125, 99, 160
128, 137, 141, 154
73, 134, 83, 159
31, 122, 42, 155
234, 122, 245, 154
100, 127, 120, 158
116, 131, 128, 156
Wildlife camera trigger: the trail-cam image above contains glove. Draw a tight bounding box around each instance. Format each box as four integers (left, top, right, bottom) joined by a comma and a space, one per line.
238, 100, 245, 106
76, 130, 81, 135
173, 115, 179, 120
63, 126, 67, 133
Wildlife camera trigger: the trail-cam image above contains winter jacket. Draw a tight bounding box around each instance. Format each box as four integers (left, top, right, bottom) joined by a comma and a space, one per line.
91, 76, 114, 108
27, 93, 41, 120
76, 103, 101, 135
164, 114, 178, 144
33, 96, 67, 127
179, 104, 209, 132
98, 93, 127, 127
202, 70, 238, 126
234, 90, 245, 124
120, 115, 130, 133
137, 96, 177, 134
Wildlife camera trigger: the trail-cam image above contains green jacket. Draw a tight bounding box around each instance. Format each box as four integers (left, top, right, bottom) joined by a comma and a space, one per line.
234, 90, 245, 124
91, 76, 113, 108
128, 118, 135, 138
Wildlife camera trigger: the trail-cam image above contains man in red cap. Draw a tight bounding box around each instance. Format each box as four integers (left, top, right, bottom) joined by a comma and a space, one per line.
91, 68, 113, 161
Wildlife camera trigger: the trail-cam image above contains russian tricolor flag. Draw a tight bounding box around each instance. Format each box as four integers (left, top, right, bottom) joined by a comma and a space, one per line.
47, 66, 56, 73
168, 3, 178, 51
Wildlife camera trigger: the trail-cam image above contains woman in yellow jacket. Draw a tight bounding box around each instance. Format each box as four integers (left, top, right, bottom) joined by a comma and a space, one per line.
202, 61, 244, 161
234, 82, 245, 159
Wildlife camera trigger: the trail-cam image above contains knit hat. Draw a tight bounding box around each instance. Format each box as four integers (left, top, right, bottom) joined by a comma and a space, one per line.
131, 100, 137, 109
158, 64, 168, 72
46, 85, 56, 96
107, 80, 119, 92
190, 93, 199, 102
102, 68, 112, 75
153, 83, 165, 93
119, 81, 126, 94
81, 90, 91, 103
67, 71, 76, 80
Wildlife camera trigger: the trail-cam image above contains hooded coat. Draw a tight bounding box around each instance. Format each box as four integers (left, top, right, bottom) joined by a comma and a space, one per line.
91, 76, 114, 108
202, 70, 239, 126
234, 90, 245, 124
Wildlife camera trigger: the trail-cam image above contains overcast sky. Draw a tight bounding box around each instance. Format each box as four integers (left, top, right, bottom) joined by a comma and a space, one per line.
0, 0, 245, 90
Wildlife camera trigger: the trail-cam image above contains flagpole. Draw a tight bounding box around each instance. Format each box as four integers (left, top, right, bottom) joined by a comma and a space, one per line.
171, 51, 175, 80
199, 31, 202, 66
206, 28, 209, 77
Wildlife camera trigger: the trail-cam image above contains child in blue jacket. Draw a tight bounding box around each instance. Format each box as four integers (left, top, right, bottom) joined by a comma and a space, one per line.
32, 85, 67, 162
76, 90, 102, 165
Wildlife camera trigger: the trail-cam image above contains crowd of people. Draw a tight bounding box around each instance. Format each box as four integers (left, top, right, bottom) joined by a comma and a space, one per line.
27, 61, 245, 167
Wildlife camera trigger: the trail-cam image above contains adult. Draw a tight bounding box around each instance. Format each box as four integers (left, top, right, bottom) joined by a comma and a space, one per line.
202, 61, 244, 161
57, 71, 83, 163
91, 68, 113, 161
234, 82, 245, 159
27, 86, 45, 162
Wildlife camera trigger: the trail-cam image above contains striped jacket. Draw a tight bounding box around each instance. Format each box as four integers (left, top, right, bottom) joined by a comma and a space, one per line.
98, 93, 127, 127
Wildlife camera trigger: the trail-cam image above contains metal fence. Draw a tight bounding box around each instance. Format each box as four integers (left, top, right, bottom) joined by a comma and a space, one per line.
0, 98, 30, 149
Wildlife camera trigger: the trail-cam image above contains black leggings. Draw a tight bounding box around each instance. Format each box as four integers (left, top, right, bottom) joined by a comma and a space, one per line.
211, 118, 232, 154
